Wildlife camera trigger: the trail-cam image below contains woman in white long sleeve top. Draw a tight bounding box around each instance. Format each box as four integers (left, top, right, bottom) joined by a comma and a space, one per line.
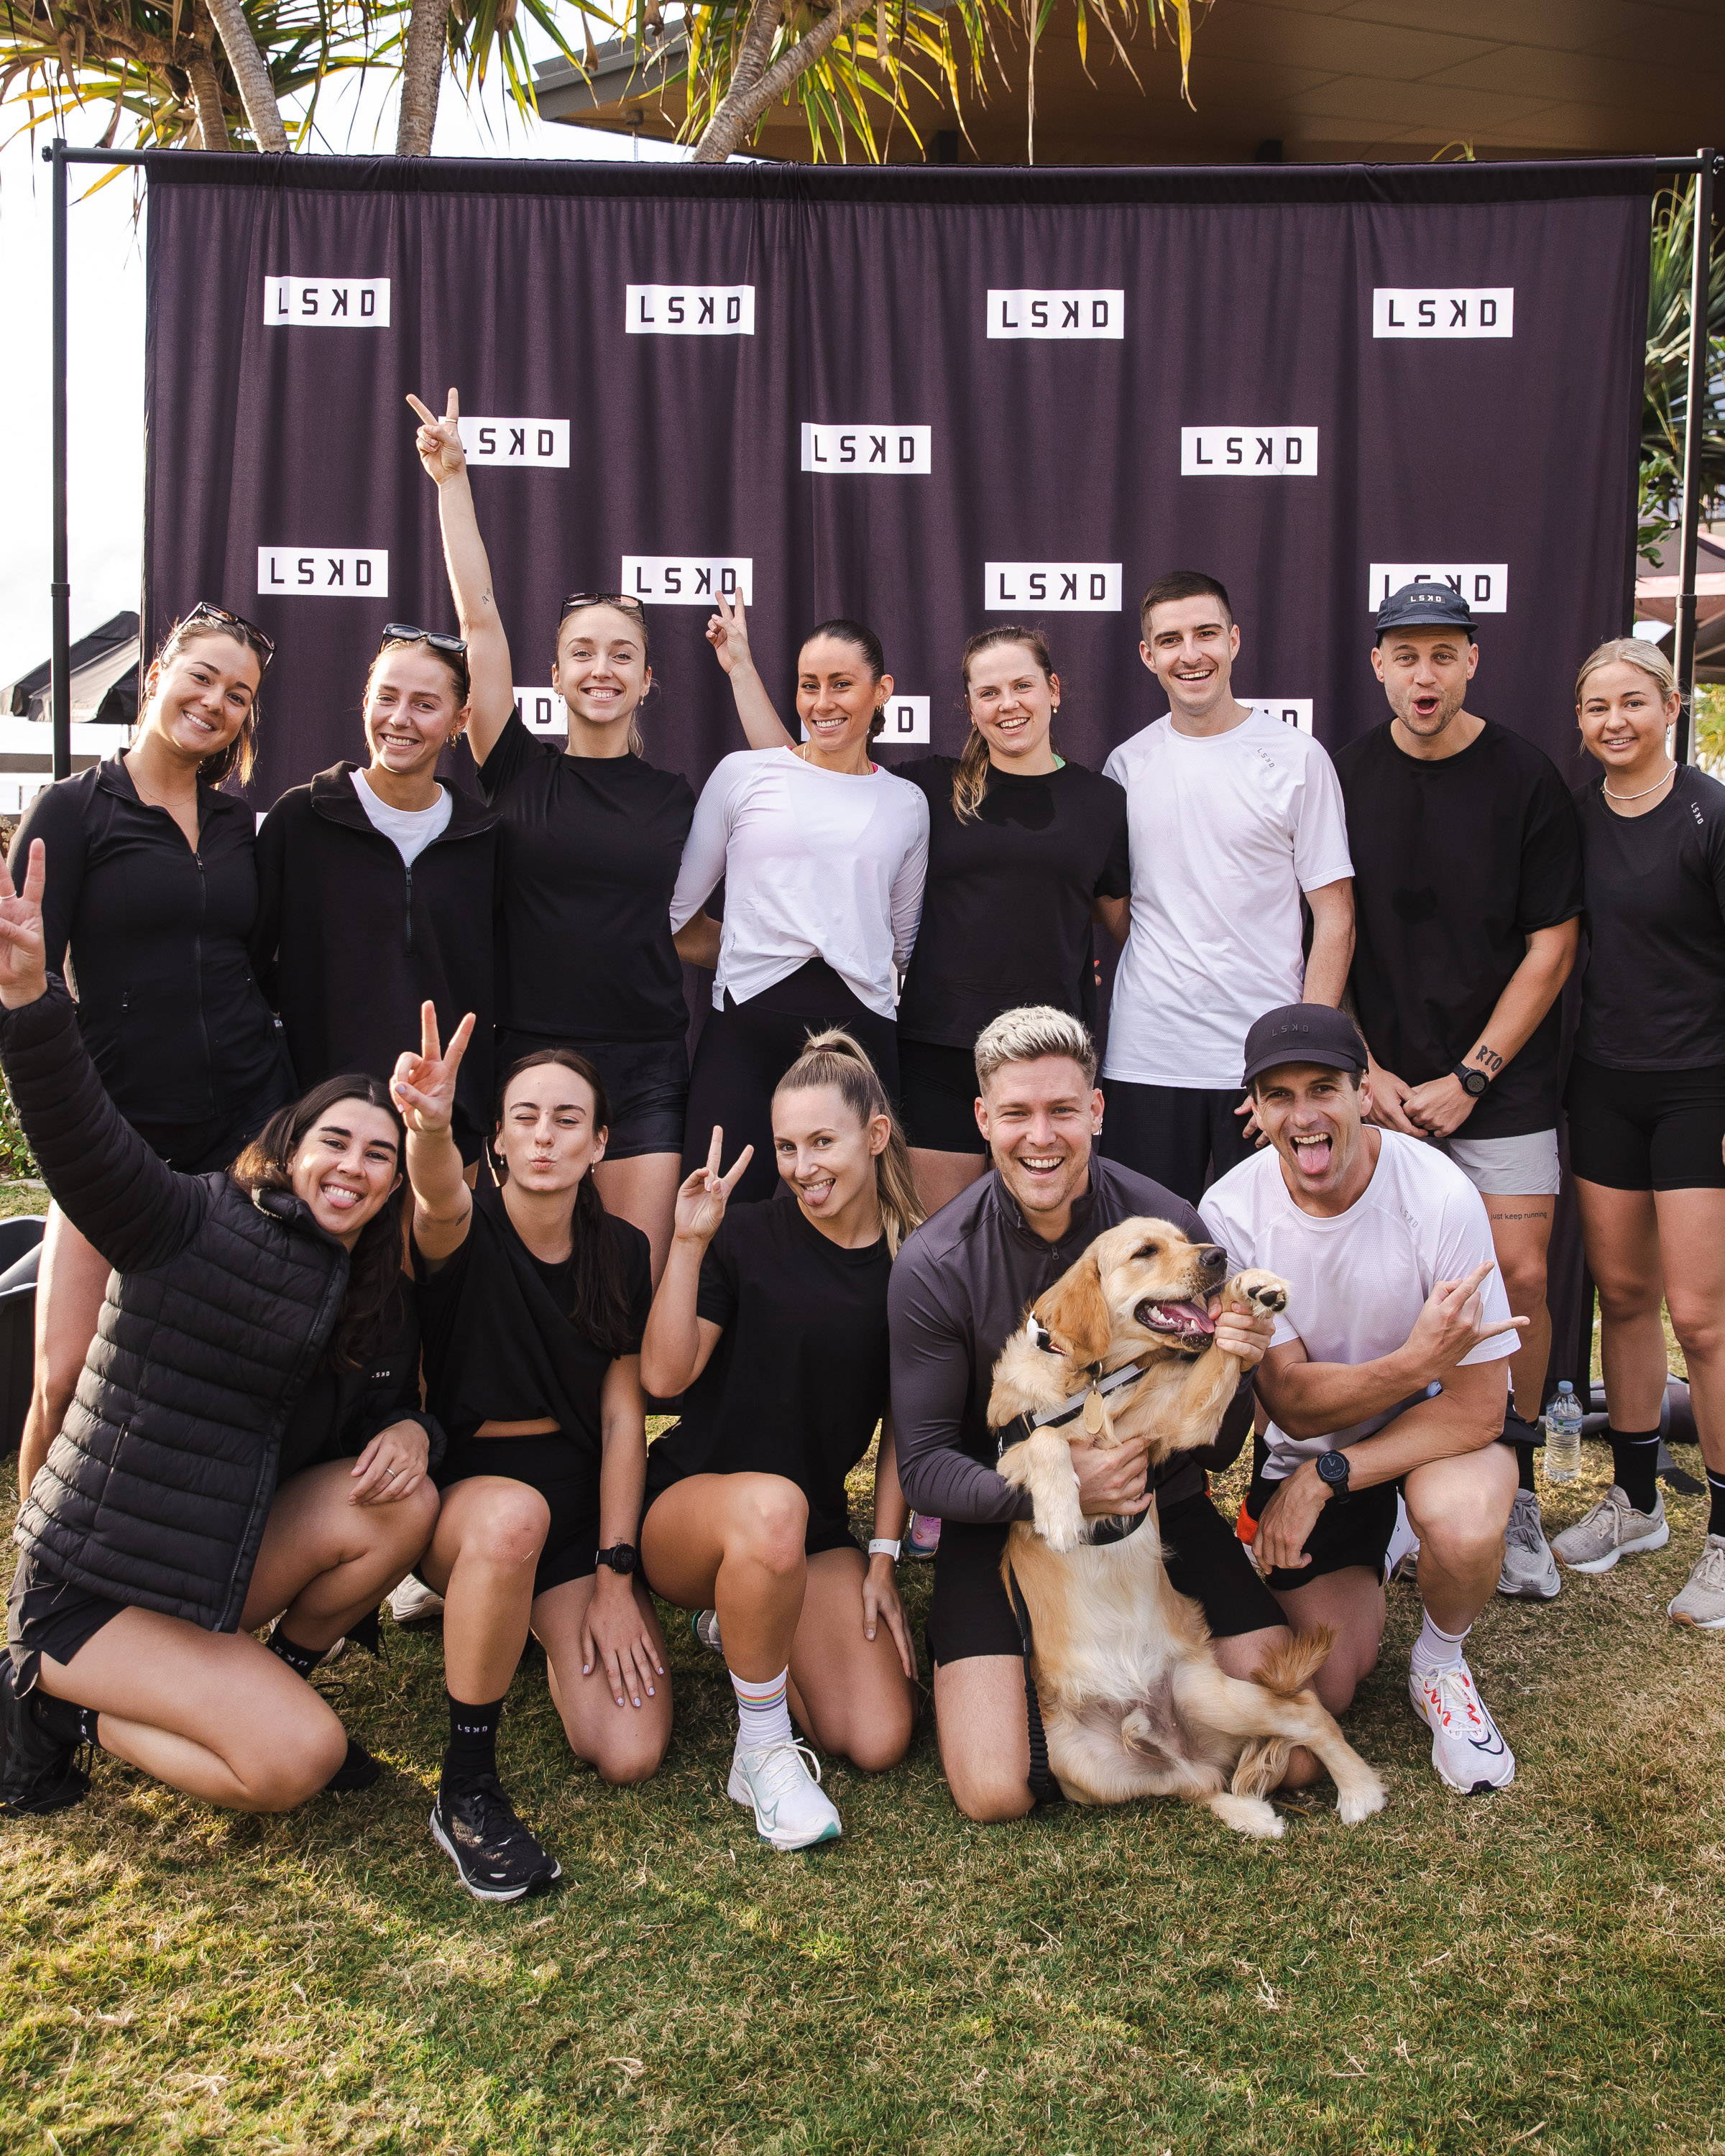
671, 619, 928, 1203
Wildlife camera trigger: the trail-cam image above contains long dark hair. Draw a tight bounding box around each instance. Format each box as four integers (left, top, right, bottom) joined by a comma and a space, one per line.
231, 1074, 408, 1370
494, 1047, 635, 1357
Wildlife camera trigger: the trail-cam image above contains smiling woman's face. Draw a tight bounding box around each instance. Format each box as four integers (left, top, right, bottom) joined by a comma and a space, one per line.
142, 632, 260, 764
288, 1099, 402, 1245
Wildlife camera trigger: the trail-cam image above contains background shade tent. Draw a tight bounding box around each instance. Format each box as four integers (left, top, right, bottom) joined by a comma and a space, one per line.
136, 152, 1655, 1401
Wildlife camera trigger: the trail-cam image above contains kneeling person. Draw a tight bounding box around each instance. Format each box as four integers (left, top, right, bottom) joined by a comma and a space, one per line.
1202, 1005, 1524, 1795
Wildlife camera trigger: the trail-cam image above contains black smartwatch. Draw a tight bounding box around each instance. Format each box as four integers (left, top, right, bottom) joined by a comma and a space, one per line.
595, 1542, 638, 1576
1450, 1062, 1490, 1097
1314, 1450, 1352, 1501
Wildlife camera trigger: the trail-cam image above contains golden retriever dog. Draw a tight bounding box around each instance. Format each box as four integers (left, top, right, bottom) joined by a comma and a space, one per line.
988, 1217, 1387, 1839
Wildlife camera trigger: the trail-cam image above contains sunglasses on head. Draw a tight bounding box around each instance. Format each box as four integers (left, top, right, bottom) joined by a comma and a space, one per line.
379, 623, 469, 658
559, 591, 648, 625
178, 601, 275, 665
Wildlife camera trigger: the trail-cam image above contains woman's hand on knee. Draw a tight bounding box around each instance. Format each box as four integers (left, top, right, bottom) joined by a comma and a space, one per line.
349, 1420, 432, 1506
860, 1556, 916, 1680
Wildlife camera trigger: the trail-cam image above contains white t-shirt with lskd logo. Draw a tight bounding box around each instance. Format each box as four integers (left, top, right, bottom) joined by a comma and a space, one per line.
1103, 710, 1354, 1089
1200, 1130, 1515, 1481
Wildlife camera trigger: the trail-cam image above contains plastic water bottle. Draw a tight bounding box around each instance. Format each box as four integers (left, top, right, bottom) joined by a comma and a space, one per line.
1542, 1380, 1584, 1484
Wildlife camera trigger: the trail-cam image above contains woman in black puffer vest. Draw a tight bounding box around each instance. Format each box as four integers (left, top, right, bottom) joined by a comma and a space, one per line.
0, 839, 441, 1818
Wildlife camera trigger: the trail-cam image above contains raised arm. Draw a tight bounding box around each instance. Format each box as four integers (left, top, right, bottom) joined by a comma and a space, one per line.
390, 1000, 477, 1266
707, 593, 796, 750
406, 389, 515, 765
639, 1129, 755, 1396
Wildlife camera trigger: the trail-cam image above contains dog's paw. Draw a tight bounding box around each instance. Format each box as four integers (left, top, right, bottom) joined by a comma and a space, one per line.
1336, 1774, 1388, 1825
1208, 1792, 1286, 1839
1036, 1501, 1085, 1554
1224, 1269, 1289, 1318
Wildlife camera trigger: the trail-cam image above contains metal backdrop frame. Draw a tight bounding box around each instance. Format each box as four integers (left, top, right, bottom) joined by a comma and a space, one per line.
39, 138, 1723, 781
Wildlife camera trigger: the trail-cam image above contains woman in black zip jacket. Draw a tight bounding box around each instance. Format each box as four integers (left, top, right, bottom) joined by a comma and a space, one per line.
11, 607, 295, 1498
0, 839, 441, 1820
254, 625, 498, 1164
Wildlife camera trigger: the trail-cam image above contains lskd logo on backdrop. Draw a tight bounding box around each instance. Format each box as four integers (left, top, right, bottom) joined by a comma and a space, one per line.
622, 557, 754, 604
987, 290, 1125, 339
1244, 699, 1314, 734
461, 419, 571, 469
1373, 288, 1514, 338
1368, 563, 1508, 613
515, 686, 565, 734
257, 548, 388, 595
625, 285, 755, 335
800, 426, 932, 474
986, 563, 1121, 611
1182, 428, 1319, 476
262, 277, 390, 326
802, 696, 930, 747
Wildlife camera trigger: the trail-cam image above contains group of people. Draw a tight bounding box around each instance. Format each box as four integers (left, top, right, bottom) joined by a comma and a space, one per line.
0, 380, 1720, 1899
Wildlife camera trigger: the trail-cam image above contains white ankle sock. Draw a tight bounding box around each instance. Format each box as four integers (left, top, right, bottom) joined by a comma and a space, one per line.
1412, 1612, 1470, 1673
731, 1667, 793, 1753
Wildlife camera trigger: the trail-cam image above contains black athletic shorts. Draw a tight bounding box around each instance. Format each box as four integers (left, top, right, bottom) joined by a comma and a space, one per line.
1098, 1079, 1256, 1207
132, 1076, 294, 1175
638, 1455, 860, 1574
1240, 1469, 1400, 1593
6, 1551, 124, 1694
897, 1038, 986, 1155
925, 1492, 1285, 1667
495, 1030, 689, 1163
436, 1432, 604, 1599
1564, 1054, 1725, 1192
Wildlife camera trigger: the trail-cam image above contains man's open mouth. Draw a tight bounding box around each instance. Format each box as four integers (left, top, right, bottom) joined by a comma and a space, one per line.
1135, 1299, 1216, 1350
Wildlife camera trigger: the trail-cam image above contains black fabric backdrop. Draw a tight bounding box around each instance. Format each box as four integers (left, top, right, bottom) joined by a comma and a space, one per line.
140, 151, 1657, 1391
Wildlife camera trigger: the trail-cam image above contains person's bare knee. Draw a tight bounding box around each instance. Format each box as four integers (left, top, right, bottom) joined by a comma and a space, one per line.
840, 1708, 914, 1776
730, 1478, 809, 1577
463, 1487, 552, 1573
1277, 1745, 1323, 1791
231, 1713, 347, 1811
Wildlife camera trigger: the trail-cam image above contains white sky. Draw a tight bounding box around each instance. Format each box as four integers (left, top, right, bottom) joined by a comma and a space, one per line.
0, 70, 690, 688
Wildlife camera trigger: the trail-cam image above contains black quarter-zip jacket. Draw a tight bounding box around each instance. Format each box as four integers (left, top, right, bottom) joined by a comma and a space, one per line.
254, 764, 499, 1143
13, 750, 286, 1127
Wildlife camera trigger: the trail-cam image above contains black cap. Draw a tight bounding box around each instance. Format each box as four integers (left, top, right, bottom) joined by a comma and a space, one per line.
1374, 579, 1476, 638
1241, 1004, 1368, 1089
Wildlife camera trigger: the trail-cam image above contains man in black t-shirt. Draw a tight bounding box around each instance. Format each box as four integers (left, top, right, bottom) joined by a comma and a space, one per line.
1336, 581, 1583, 1598
890, 1005, 1282, 1822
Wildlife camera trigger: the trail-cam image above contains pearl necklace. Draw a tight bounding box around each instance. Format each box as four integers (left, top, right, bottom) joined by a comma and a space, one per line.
1604, 763, 1676, 803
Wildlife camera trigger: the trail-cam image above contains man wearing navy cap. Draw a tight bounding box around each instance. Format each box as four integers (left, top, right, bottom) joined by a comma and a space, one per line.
1333, 579, 1583, 1603
1202, 1002, 1524, 1796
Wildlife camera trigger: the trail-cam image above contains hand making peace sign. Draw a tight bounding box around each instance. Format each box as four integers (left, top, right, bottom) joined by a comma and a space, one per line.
671, 1125, 755, 1247
0, 839, 48, 1010
705, 589, 755, 678
405, 388, 466, 486
390, 1000, 477, 1137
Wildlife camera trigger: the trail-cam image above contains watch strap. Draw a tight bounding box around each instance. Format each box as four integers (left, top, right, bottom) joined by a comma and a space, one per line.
868, 1537, 902, 1562
1450, 1061, 1490, 1095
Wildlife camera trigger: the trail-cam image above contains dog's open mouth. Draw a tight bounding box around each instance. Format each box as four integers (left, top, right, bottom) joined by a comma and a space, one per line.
1135, 1299, 1217, 1350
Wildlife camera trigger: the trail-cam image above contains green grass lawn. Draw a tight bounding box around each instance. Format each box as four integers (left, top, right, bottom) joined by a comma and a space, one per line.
1, 1181, 1721, 2153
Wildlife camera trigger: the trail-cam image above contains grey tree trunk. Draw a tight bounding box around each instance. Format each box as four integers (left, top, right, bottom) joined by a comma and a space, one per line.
395, 0, 448, 157
184, 43, 231, 149
201, 0, 290, 150
691, 0, 875, 162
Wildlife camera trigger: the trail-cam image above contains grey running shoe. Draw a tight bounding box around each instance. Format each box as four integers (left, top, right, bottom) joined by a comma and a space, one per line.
1668, 1534, 1725, 1630
1551, 1486, 1669, 1575
1497, 1489, 1560, 1600
691, 1608, 723, 1656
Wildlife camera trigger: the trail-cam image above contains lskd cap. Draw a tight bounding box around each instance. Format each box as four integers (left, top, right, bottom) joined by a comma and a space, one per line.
1241, 1004, 1368, 1089
1374, 579, 1476, 637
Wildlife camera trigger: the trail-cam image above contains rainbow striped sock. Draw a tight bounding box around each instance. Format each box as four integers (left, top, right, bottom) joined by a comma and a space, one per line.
731, 1666, 793, 1753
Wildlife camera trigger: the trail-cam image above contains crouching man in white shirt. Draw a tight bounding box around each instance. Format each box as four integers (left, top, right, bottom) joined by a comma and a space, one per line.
1201, 1003, 1524, 1795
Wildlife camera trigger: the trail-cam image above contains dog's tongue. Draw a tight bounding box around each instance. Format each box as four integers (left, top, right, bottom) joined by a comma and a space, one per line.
1156, 1300, 1216, 1335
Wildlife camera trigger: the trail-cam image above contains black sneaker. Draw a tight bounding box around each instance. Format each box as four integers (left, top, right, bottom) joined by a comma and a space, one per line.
0, 1660, 91, 1817
322, 1738, 382, 1794
430, 1776, 561, 1902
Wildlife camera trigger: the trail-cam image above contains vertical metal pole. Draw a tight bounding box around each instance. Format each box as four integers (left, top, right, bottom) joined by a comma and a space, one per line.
49, 137, 71, 781
1673, 147, 1716, 765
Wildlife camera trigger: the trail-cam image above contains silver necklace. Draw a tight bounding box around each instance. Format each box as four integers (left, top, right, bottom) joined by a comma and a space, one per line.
1604, 763, 1676, 803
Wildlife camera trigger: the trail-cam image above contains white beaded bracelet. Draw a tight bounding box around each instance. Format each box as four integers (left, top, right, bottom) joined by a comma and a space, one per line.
868, 1538, 902, 1562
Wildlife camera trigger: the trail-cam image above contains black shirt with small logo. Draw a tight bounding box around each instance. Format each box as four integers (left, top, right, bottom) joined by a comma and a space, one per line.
1335, 719, 1583, 1139
476, 713, 696, 1046
1574, 764, 1725, 1070
890, 755, 1131, 1049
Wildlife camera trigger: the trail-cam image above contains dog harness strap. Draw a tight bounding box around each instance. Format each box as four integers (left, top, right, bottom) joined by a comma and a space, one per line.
1006, 1563, 1064, 1810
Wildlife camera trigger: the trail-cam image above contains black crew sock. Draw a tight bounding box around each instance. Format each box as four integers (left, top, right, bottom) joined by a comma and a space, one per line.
267, 1629, 324, 1681
1608, 1427, 1662, 1515
1708, 1470, 1725, 1541
441, 1692, 505, 1800
30, 1692, 100, 1749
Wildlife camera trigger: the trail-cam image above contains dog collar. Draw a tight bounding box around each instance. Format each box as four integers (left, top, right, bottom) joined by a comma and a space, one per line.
997, 1350, 1149, 1458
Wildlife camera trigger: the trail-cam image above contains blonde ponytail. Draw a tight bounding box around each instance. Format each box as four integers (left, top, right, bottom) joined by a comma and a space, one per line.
951, 725, 993, 823
773, 1028, 926, 1256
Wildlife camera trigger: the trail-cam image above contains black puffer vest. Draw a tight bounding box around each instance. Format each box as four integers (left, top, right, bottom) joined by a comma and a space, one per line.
3, 985, 357, 1631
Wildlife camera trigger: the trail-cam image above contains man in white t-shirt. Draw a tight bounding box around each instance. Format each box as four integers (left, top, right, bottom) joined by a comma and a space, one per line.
1100, 571, 1356, 1204
1201, 1003, 1524, 1796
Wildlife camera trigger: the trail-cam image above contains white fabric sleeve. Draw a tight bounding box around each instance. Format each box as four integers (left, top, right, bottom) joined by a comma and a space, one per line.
1292, 737, 1355, 893
669, 757, 742, 932
1438, 1181, 1519, 1368
1198, 1188, 1299, 1350
889, 791, 931, 974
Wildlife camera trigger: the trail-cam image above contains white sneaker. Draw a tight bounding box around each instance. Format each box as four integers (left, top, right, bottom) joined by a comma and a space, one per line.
1668, 1534, 1725, 1629
1497, 1489, 1561, 1600
727, 1739, 842, 1851
1408, 1657, 1516, 1794
388, 1576, 445, 1627
1384, 1496, 1420, 1584
1551, 1486, 1669, 1575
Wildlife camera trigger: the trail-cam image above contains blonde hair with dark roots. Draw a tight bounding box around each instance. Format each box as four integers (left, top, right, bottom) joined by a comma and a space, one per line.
972, 1004, 1098, 1091
952, 625, 1057, 823
1574, 635, 1679, 709
773, 1028, 925, 1256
